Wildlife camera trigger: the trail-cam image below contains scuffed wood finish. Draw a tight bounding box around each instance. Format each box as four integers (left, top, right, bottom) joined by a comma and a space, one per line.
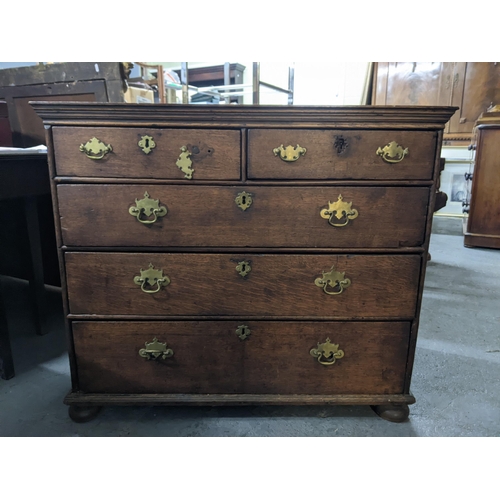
53, 127, 241, 180
65, 252, 421, 318
32, 102, 458, 421
31, 102, 458, 129
248, 129, 437, 180
57, 184, 429, 248
72, 321, 410, 395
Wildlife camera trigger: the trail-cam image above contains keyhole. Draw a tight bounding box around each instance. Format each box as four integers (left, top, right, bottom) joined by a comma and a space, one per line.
241, 264, 246, 272
242, 196, 246, 205
145, 138, 149, 148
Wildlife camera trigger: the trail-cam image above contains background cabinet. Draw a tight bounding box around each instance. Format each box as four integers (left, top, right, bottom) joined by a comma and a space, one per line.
372, 62, 500, 145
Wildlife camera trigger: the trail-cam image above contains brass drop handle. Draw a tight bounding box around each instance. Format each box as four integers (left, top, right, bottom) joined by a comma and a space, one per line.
310, 338, 344, 366
273, 144, 307, 162
133, 263, 170, 294
139, 338, 174, 360
79, 137, 113, 160
315, 265, 351, 295
376, 141, 409, 163
320, 194, 359, 227
129, 191, 167, 225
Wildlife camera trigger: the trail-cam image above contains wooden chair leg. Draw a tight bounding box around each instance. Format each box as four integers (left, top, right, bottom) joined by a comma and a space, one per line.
0, 279, 15, 380
24, 196, 49, 336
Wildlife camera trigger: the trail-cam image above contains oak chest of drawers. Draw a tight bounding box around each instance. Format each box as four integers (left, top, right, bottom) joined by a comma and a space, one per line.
33, 102, 457, 423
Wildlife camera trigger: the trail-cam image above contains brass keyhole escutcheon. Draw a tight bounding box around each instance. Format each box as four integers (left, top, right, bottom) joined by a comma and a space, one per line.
176, 146, 194, 179
138, 135, 156, 154
320, 194, 359, 227
139, 338, 174, 360
79, 137, 113, 160
236, 261, 251, 277
273, 144, 307, 162
129, 191, 167, 225
310, 338, 344, 366
235, 191, 253, 211
133, 263, 170, 294
236, 325, 251, 340
314, 265, 351, 295
376, 141, 409, 163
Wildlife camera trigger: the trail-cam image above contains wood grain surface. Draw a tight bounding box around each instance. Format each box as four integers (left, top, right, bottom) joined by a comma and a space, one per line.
52, 126, 241, 180
65, 252, 421, 318
57, 184, 430, 248
248, 129, 437, 180
72, 321, 410, 394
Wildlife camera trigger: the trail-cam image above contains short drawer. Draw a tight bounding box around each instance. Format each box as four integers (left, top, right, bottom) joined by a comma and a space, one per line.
57, 185, 429, 248
65, 252, 421, 318
72, 320, 410, 395
52, 126, 241, 180
248, 129, 437, 180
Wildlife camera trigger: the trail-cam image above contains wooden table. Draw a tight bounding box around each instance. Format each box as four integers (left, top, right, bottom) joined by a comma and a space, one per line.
0, 149, 55, 379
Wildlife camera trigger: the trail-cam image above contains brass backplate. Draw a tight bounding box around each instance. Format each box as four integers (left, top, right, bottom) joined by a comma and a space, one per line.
79, 137, 113, 160
138, 135, 156, 154
314, 265, 351, 295
129, 191, 167, 224
310, 338, 344, 365
176, 146, 194, 179
376, 141, 409, 163
139, 337, 174, 360
133, 263, 170, 294
273, 144, 307, 162
320, 194, 359, 227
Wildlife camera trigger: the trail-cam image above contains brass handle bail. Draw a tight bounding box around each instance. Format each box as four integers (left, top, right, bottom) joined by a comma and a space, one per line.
129, 191, 167, 225
320, 194, 358, 227
133, 263, 170, 294
79, 137, 113, 160
310, 338, 344, 366
314, 265, 351, 295
139, 338, 174, 360
376, 141, 409, 163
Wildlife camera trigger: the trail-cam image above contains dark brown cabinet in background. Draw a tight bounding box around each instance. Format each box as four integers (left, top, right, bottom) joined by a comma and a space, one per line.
464, 106, 500, 249
372, 62, 500, 145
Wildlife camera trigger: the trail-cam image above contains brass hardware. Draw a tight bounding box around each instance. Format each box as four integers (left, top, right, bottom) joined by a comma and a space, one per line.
320, 194, 359, 227
176, 146, 194, 179
79, 137, 113, 160
128, 191, 167, 225
133, 263, 170, 294
315, 265, 351, 295
138, 135, 156, 154
376, 141, 409, 163
236, 261, 251, 277
236, 325, 251, 340
333, 135, 349, 155
235, 191, 253, 211
139, 338, 174, 360
273, 144, 307, 162
310, 338, 344, 366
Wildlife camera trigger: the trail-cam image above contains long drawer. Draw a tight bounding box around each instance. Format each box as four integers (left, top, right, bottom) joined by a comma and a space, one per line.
72, 321, 411, 394
57, 185, 430, 248
65, 253, 421, 318
248, 129, 437, 180
52, 127, 241, 180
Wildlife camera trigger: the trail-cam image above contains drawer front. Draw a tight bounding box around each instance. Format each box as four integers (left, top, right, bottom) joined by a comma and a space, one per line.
65, 253, 421, 318
72, 321, 410, 395
57, 185, 429, 248
52, 126, 241, 180
248, 129, 437, 180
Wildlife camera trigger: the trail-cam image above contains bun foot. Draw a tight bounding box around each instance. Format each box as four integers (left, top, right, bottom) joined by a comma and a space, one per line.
68, 405, 102, 423
371, 403, 410, 423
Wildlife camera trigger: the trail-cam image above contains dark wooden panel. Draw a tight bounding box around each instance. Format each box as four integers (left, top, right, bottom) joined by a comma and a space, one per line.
73, 321, 244, 394
248, 129, 437, 180
57, 185, 429, 248
53, 127, 241, 180
72, 320, 410, 395
65, 253, 421, 318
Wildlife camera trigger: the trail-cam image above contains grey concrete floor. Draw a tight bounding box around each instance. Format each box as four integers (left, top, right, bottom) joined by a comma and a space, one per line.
0, 216, 499, 436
